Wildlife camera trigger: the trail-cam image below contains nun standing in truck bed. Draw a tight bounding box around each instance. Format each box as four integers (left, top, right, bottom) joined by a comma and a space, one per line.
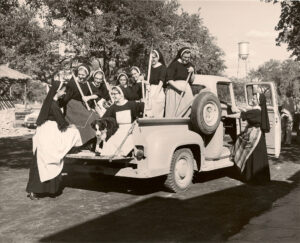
147, 49, 166, 118
165, 47, 195, 117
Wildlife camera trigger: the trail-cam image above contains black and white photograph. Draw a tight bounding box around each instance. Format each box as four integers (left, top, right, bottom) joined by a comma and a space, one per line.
1, 0, 300, 242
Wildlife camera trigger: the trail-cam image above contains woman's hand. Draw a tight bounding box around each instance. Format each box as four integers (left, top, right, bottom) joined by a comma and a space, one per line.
187, 66, 194, 73
53, 94, 58, 101
225, 113, 241, 119
231, 105, 240, 113
103, 100, 112, 109
82, 96, 90, 103
139, 74, 147, 83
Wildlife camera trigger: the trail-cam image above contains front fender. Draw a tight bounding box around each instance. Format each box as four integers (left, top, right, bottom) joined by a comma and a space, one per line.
143, 129, 205, 173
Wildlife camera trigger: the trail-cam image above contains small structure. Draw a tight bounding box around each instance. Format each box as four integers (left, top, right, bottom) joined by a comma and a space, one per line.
0, 64, 31, 108
0, 64, 31, 134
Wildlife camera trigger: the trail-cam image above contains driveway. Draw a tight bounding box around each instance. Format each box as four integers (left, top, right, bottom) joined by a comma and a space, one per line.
0, 135, 299, 242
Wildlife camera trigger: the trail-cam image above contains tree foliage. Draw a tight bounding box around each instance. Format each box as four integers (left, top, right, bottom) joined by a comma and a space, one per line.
268, 0, 300, 60
248, 59, 300, 97
0, 3, 61, 82
26, 0, 226, 74
1, 0, 227, 102
0, 0, 19, 14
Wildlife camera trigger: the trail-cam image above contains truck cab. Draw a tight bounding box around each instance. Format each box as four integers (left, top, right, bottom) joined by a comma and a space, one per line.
65, 75, 281, 192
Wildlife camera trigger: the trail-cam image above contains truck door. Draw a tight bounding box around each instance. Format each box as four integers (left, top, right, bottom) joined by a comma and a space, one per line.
244, 82, 281, 158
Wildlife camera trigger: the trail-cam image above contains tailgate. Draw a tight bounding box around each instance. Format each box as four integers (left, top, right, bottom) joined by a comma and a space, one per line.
65, 150, 134, 164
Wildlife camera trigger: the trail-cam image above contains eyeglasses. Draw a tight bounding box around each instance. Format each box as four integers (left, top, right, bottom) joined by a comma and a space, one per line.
182, 55, 191, 60
111, 92, 120, 95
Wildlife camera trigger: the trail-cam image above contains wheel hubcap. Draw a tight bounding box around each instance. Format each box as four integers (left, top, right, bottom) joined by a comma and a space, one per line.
203, 102, 218, 126
175, 156, 192, 188
176, 158, 188, 179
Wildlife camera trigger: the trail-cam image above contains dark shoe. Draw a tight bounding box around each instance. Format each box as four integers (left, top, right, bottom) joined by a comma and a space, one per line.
48, 190, 63, 198
27, 192, 39, 200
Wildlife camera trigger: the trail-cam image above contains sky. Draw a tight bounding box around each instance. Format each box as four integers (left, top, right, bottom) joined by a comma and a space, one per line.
179, 0, 291, 77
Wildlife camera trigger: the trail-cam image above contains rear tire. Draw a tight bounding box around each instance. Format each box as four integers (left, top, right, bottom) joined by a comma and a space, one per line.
164, 148, 194, 192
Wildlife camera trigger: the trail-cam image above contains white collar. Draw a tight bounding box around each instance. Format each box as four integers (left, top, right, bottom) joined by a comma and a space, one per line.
116, 100, 128, 106
251, 105, 261, 110
92, 82, 100, 87
152, 62, 162, 68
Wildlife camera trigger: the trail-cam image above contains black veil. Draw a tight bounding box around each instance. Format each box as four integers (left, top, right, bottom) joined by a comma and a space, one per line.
153, 49, 166, 66
170, 47, 191, 65
259, 93, 270, 133
36, 81, 63, 126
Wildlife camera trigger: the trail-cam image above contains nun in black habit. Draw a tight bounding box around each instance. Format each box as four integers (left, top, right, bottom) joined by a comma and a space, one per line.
165, 47, 195, 117
26, 81, 82, 200
230, 93, 271, 184
60, 65, 100, 145
147, 49, 167, 118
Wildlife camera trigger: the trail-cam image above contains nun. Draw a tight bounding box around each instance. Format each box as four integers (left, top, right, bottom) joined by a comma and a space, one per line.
26, 81, 82, 200
89, 69, 112, 116
128, 66, 146, 101
100, 86, 144, 157
147, 49, 167, 117
60, 64, 100, 146
116, 72, 129, 89
165, 47, 195, 117
229, 93, 271, 184
89, 69, 111, 104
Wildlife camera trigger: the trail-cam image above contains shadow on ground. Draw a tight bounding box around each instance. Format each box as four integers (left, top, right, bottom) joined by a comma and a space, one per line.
63, 171, 168, 195
274, 143, 300, 165
41, 171, 300, 242
62, 166, 237, 196
0, 135, 32, 169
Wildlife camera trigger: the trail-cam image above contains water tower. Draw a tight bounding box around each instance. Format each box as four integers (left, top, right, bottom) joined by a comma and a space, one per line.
237, 41, 249, 79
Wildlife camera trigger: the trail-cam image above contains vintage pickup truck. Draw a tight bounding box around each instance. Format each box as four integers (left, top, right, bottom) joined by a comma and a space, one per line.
65, 75, 281, 192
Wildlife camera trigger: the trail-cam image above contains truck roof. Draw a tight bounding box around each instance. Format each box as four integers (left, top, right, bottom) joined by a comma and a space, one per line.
193, 75, 231, 94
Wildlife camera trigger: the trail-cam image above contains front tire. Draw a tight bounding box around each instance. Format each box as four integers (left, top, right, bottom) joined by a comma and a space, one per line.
164, 148, 194, 192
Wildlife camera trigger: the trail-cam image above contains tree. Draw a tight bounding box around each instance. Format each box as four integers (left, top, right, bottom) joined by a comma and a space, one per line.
269, 0, 300, 60
0, 2, 62, 102
0, 3, 61, 82
247, 59, 300, 96
26, 0, 226, 75
0, 0, 18, 14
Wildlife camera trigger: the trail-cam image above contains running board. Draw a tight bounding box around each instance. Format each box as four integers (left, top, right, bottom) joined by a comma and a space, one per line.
200, 157, 234, 172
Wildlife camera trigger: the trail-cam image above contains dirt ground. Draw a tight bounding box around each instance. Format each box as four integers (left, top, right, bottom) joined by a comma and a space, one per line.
0, 134, 300, 242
